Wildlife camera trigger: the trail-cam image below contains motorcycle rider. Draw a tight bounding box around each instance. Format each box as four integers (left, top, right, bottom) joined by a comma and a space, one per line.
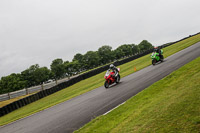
108, 64, 119, 78
154, 46, 163, 59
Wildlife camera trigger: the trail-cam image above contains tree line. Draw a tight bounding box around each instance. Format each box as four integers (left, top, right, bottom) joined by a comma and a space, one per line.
0, 40, 153, 94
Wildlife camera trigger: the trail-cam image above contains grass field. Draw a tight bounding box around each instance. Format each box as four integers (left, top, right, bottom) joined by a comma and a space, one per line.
75, 57, 200, 133
0, 34, 200, 126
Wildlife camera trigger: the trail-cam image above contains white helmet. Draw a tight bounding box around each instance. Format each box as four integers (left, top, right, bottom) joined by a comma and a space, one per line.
110, 64, 114, 69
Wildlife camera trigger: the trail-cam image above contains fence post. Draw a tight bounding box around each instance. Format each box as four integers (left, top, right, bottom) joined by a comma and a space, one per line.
41, 83, 44, 91
26, 88, 29, 95
8, 93, 11, 99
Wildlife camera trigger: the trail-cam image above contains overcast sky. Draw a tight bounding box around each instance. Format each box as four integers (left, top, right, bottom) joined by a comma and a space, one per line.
0, 0, 199, 78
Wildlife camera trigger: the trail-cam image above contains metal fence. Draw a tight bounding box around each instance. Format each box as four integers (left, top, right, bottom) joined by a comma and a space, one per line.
0, 76, 77, 102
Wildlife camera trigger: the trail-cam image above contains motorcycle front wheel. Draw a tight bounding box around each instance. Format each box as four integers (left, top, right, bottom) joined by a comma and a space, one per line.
104, 81, 109, 88
152, 59, 156, 65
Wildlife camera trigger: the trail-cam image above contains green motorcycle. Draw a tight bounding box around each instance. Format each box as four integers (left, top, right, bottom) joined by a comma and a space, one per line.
151, 49, 164, 65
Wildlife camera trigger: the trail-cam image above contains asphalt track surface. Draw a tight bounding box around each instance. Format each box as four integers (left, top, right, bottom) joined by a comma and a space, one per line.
1, 42, 200, 133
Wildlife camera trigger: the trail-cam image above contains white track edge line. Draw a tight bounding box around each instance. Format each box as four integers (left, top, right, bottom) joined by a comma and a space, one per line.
103, 101, 126, 115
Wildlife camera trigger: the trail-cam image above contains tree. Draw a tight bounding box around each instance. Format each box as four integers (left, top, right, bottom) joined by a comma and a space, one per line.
113, 48, 124, 59
65, 61, 81, 76
82, 51, 100, 69
50, 59, 65, 79
114, 44, 132, 59
73, 53, 83, 62
21, 64, 51, 87
21, 64, 40, 87
72, 53, 85, 71
120, 44, 133, 56
34, 67, 51, 84
98, 45, 114, 64
138, 40, 153, 52
131, 44, 140, 55
0, 73, 26, 94
0, 82, 2, 94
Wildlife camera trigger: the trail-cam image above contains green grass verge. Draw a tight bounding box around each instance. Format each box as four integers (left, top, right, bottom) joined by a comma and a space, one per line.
75, 57, 200, 133
0, 34, 200, 126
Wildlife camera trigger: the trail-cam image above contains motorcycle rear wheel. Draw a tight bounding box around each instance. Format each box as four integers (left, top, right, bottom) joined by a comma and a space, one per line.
116, 75, 120, 84
160, 55, 164, 62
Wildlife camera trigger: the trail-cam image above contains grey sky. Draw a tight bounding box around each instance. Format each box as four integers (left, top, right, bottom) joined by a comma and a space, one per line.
0, 0, 200, 78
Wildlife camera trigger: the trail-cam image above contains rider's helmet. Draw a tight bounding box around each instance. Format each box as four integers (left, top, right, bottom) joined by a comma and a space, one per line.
110, 64, 114, 69
154, 46, 158, 52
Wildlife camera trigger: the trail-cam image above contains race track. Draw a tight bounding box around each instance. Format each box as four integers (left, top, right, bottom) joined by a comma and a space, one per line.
1, 42, 200, 133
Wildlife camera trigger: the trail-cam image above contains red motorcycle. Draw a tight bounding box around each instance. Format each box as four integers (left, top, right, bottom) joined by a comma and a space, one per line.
104, 68, 120, 88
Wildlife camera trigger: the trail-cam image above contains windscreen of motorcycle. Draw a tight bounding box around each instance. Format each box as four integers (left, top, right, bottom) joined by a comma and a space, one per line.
105, 71, 110, 77
118, 68, 120, 72
151, 52, 156, 58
